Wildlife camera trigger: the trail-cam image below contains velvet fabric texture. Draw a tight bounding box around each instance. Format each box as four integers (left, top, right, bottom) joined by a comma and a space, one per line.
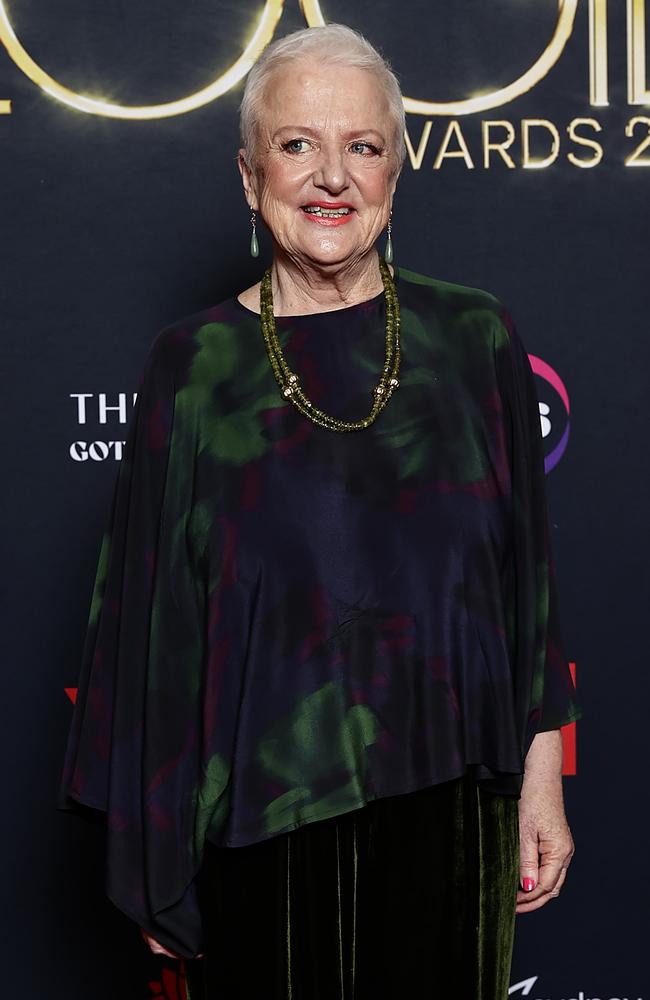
185, 772, 520, 1000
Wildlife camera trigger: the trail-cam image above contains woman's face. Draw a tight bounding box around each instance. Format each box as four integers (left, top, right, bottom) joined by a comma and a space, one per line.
239, 60, 400, 271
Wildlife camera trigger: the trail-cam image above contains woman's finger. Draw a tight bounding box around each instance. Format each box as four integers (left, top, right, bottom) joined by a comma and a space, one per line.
518, 832, 540, 895
549, 864, 569, 897
536, 850, 566, 894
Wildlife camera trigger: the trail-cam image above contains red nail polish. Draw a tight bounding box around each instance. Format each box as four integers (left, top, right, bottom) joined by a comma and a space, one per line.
522, 877, 536, 892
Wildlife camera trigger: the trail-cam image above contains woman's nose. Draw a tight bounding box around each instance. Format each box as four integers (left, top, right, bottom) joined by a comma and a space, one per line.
313, 149, 349, 194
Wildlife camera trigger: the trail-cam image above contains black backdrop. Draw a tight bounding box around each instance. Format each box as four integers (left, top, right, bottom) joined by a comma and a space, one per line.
2, 2, 648, 998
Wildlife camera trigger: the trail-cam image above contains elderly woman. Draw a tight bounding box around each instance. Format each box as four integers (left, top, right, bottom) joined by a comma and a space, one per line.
60, 22, 581, 1000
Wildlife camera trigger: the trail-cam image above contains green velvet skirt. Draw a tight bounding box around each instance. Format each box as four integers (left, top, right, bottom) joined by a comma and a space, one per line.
185, 771, 520, 1000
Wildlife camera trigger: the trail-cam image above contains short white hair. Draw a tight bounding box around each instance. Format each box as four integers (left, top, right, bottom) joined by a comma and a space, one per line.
239, 23, 406, 173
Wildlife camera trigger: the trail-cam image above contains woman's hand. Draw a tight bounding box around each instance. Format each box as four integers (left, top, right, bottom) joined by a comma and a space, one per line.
516, 729, 575, 914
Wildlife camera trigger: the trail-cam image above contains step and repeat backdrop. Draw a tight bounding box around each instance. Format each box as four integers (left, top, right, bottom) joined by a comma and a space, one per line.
1, 1, 648, 997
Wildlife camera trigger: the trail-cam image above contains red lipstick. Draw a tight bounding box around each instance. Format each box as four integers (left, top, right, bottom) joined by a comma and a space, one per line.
301, 201, 356, 226
303, 201, 355, 209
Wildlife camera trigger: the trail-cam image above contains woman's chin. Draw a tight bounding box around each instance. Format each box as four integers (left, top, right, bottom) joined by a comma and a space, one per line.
295, 233, 367, 268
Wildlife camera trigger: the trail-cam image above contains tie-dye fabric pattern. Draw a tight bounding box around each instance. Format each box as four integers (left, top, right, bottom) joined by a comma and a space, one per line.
59, 265, 581, 957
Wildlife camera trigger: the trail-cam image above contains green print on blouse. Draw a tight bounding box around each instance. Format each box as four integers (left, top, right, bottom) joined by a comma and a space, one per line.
259, 680, 380, 836
179, 321, 281, 465
193, 752, 231, 854
378, 302, 500, 487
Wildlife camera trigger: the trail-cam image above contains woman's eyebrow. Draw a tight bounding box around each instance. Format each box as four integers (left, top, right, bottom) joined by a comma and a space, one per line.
271, 126, 387, 141
340, 128, 386, 140
271, 126, 320, 139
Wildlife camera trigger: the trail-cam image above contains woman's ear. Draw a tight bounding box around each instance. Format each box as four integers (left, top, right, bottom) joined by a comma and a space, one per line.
238, 150, 259, 212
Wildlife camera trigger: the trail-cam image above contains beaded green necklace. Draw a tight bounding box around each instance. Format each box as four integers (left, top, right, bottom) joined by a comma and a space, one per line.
259, 256, 401, 432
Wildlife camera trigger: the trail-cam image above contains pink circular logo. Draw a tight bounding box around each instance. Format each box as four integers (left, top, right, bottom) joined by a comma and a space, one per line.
529, 355, 570, 474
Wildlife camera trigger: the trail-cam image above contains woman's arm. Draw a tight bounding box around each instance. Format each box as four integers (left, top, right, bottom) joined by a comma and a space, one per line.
516, 728, 575, 914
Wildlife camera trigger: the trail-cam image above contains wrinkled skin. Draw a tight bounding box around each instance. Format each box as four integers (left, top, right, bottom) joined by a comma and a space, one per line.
237, 58, 401, 316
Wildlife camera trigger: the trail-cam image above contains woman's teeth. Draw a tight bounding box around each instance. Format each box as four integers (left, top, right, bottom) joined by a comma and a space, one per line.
302, 206, 351, 217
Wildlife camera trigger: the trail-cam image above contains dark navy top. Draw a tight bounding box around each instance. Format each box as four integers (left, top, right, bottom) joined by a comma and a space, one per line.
60, 265, 581, 957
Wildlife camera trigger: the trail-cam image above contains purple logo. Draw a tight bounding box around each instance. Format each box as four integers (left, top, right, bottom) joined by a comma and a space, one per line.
529, 355, 570, 474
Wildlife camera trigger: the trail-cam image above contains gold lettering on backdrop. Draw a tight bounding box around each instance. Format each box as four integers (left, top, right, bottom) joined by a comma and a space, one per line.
302, 0, 579, 116
482, 121, 517, 168
627, 0, 650, 105
0, 0, 284, 119
624, 115, 650, 165
589, 0, 609, 106
566, 118, 604, 166
522, 119, 561, 168
0, 98, 10, 113
396, 116, 650, 170
433, 121, 475, 170
404, 120, 433, 170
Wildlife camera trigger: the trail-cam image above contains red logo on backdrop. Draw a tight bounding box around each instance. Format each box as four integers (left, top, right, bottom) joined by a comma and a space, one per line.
65, 664, 579, 774
561, 662, 577, 775
148, 963, 188, 1000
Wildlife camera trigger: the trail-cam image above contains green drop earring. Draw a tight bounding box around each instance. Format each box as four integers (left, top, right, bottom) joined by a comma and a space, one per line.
384, 211, 394, 265
250, 209, 259, 258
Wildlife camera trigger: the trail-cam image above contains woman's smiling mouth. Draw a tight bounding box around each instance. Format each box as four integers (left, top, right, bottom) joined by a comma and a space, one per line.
301, 202, 356, 225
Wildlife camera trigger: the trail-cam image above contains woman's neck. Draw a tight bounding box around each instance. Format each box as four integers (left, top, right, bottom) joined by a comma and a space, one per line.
269, 249, 385, 316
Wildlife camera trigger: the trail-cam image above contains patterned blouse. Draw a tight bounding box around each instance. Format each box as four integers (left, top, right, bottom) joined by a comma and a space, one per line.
59, 264, 581, 957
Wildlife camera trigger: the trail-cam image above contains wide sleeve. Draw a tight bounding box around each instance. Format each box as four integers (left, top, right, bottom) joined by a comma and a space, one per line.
58, 328, 215, 959
495, 308, 582, 765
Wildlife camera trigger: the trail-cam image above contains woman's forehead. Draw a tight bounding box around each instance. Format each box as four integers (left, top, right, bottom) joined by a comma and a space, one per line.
258, 60, 390, 131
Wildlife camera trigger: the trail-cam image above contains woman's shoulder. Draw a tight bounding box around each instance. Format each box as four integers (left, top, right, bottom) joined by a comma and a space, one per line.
396, 264, 507, 320
395, 265, 517, 363
144, 295, 259, 374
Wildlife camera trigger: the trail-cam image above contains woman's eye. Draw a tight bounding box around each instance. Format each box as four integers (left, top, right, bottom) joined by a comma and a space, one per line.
349, 141, 380, 155
283, 139, 311, 154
